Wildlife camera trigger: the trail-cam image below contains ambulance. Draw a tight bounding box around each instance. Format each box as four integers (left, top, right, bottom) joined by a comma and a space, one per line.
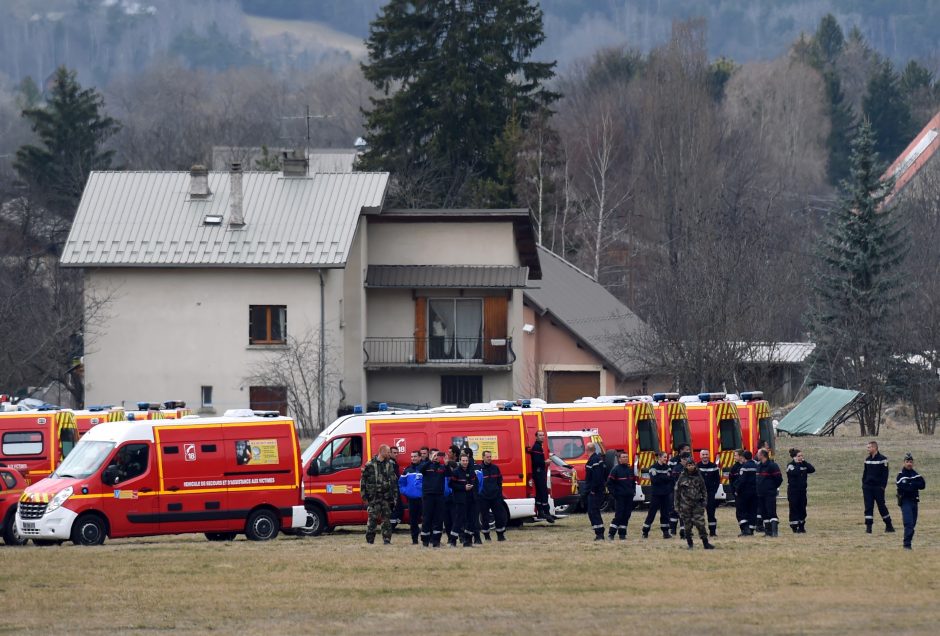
681, 392, 743, 497
1, 466, 27, 544
15, 412, 306, 545
540, 396, 655, 500
298, 402, 547, 536
733, 391, 775, 456
0, 409, 78, 485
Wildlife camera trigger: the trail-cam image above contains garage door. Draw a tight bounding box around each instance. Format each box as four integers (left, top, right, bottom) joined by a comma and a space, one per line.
546, 371, 601, 403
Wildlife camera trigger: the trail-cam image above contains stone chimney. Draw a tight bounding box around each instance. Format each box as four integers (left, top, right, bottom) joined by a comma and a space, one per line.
189, 165, 210, 199
282, 148, 308, 177
229, 162, 245, 227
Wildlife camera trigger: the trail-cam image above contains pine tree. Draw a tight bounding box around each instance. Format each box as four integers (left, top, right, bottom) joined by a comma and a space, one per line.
14, 67, 120, 219
863, 59, 914, 163
358, 0, 557, 207
811, 13, 845, 66
824, 71, 857, 185
808, 120, 909, 436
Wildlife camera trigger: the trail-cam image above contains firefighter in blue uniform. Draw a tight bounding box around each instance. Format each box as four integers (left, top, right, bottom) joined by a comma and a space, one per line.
478, 450, 508, 541
606, 450, 636, 540
786, 448, 815, 533
896, 452, 925, 550
755, 449, 783, 537
736, 450, 758, 536
419, 451, 448, 547
862, 440, 895, 533
642, 452, 673, 539
696, 449, 721, 536
585, 442, 608, 540
529, 431, 555, 522
449, 453, 477, 547
402, 450, 424, 544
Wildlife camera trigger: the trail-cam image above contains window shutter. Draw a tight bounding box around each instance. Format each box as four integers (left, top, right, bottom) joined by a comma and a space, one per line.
414, 297, 427, 363
483, 296, 508, 364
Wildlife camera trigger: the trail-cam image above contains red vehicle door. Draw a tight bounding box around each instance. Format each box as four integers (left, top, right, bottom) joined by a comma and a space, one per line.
100, 442, 160, 538
306, 434, 366, 525
157, 425, 230, 533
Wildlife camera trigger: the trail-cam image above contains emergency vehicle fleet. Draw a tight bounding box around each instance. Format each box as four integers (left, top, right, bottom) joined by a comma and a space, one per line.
15, 413, 307, 545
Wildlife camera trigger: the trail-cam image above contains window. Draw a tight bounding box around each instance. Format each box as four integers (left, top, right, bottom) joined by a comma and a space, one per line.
249, 305, 286, 344
719, 418, 743, 451
201, 386, 213, 408
1, 470, 15, 489
758, 417, 776, 451
2, 431, 43, 455
429, 299, 482, 360
549, 436, 585, 460
637, 419, 660, 452
315, 436, 363, 474
52, 441, 115, 479
441, 375, 482, 407
60, 427, 77, 458
106, 443, 149, 484
671, 419, 691, 451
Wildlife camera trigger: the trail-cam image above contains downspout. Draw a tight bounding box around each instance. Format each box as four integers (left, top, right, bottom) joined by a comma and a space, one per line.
319, 270, 325, 430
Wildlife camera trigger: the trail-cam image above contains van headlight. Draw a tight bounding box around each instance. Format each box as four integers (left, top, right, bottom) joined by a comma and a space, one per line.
46, 486, 73, 514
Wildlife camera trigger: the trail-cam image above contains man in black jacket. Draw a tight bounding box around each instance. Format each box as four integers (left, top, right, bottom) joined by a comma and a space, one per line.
863, 440, 895, 534
419, 451, 448, 547
756, 449, 783, 537
736, 450, 758, 536
606, 451, 636, 540
697, 449, 721, 537
478, 450, 508, 541
529, 431, 555, 522
896, 452, 926, 550
449, 453, 477, 547
585, 442, 608, 540
642, 452, 673, 539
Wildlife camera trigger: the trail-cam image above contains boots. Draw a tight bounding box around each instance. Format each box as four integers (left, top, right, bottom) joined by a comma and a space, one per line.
594, 528, 605, 541
669, 521, 678, 536
791, 522, 800, 533
483, 531, 491, 542
702, 537, 715, 550
608, 527, 617, 540
771, 520, 779, 537
473, 533, 482, 544
366, 533, 375, 544
866, 523, 873, 534
462, 537, 473, 547
679, 527, 686, 540
662, 527, 672, 539
686, 536, 694, 550
412, 536, 419, 545
708, 524, 717, 537
763, 521, 772, 537
642, 526, 650, 539
799, 522, 806, 533
618, 528, 627, 541
448, 535, 458, 547
383, 537, 391, 545
496, 531, 506, 542
738, 522, 749, 537
885, 519, 896, 533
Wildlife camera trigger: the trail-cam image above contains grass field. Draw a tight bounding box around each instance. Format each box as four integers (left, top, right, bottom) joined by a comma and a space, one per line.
1, 431, 938, 635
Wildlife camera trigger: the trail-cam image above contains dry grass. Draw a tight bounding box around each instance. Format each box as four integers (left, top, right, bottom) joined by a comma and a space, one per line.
2, 430, 939, 635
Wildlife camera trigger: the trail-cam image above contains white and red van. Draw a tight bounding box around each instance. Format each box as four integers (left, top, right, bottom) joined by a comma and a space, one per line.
298, 403, 547, 535
0, 409, 78, 485
16, 414, 306, 545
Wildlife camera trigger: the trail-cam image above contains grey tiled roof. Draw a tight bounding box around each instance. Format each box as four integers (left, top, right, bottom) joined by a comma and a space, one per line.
61, 170, 388, 267
365, 265, 529, 288
524, 246, 650, 378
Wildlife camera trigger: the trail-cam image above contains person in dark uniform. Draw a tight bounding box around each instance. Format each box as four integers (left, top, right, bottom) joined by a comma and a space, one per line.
478, 450, 508, 541
606, 450, 636, 540
736, 450, 758, 536
402, 450, 424, 544
444, 445, 459, 544
755, 449, 783, 537
389, 446, 403, 533
862, 440, 895, 533
449, 453, 477, 547
667, 443, 690, 536
461, 447, 483, 544
786, 448, 815, 533
420, 451, 448, 547
642, 452, 673, 539
729, 450, 743, 530
529, 431, 555, 522
696, 449, 721, 537
896, 452, 926, 550
584, 442, 608, 540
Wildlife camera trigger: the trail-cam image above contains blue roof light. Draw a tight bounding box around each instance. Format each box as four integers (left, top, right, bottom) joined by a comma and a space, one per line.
353, 404, 364, 414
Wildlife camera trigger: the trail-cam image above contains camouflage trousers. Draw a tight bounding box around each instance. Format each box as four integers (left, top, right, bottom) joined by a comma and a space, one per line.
366, 499, 394, 539
678, 504, 708, 539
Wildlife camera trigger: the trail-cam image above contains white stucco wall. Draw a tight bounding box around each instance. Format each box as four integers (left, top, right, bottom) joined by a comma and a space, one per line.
84, 267, 346, 420
367, 372, 514, 407
367, 222, 520, 266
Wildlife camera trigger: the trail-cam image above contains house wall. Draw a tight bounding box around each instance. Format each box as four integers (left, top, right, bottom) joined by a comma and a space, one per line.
367, 372, 514, 407
84, 267, 346, 422
342, 219, 368, 408
367, 222, 520, 266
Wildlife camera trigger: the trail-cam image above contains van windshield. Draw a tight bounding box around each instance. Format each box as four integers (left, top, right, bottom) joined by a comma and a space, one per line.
758, 418, 775, 450
670, 419, 691, 450
637, 419, 660, 452
719, 419, 742, 450
51, 440, 116, 479
302, 433, 328, 467
549, 436, 585, 460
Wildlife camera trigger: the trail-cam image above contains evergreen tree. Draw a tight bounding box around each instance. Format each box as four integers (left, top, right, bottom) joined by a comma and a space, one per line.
808, 120, 909, 436
811, 13, 844, 66
824, 71, 857, 185
863, 59, 914, 162
14, 67, 120, 219
358, 0, 557, 207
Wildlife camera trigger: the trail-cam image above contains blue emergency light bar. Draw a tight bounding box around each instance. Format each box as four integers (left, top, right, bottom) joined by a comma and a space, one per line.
353, 404, 364, 414
697, 392, 727, 402
378, 403, 388, 411
653, 392, 680, 402
740, 391, 764, 401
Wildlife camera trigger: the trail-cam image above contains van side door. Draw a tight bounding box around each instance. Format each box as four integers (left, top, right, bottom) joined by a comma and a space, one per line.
100, 442, 159, 538
308, 435, 364, 524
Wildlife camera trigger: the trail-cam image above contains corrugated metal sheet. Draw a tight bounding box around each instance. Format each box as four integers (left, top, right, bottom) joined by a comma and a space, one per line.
61, 170, 389, 267
365, 265, 529, 288
777, 386, 862, 436
741, 342, 816, 364
524, 246, 651, 378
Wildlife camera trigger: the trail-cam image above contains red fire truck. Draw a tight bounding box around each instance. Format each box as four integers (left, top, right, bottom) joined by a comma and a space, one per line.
1, 466, 28, 545
0, 410, 78, 486
734, 391, 775, 456
681, 392, 743, 497
16, 414, 306, 545
651, 393, 693, 455
299, 403, 547, 536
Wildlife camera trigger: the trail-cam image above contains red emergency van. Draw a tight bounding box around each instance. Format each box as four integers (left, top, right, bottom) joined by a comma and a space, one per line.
0, 410, 78, 485
734, 391, 775, 455
1, 466, 28, 544
16, 414, 306, 545
681, 392, 743, 496
72, 407, 115, 437
299, 403, 547, 536
651, 393, 693, 455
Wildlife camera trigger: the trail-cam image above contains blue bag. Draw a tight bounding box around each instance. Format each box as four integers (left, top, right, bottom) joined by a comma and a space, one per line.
475, 469, 484, 494
399, 472, 423, 499
443, 473, 452, 497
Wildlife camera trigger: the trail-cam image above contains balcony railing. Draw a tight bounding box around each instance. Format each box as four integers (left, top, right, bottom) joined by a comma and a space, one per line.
363, 337, 513, 366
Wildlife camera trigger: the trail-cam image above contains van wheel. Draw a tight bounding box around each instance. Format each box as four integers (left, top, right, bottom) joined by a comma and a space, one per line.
245, 509, 280, 541
205, 532, 237, 542
71, 514, 107, 546
3, 508, 27, 545
295, 507, 326, 537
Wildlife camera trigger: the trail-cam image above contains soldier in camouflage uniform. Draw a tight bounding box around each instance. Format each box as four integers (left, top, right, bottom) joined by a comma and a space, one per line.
674, 454, 715, 550
360, 444, 400, 544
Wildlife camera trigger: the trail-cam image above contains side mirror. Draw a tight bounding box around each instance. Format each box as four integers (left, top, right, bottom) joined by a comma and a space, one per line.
306, 462, 319, 477
102, 465, 119, 485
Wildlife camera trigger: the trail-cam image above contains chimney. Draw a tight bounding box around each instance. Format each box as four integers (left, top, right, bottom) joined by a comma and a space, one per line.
282, 148, 308, 177
189, 164, 210, 199
229, 162, 245, 227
